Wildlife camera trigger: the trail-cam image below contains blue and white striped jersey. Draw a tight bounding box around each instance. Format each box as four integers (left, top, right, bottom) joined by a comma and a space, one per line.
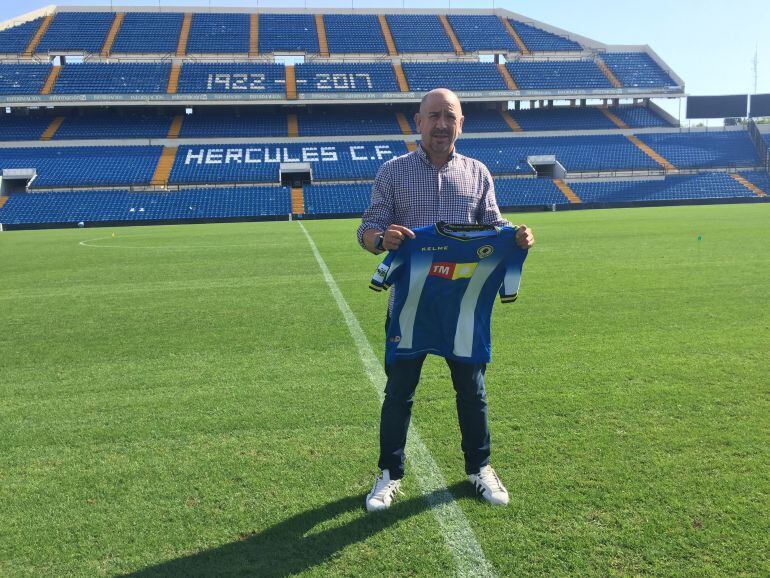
370, 222, 527, 364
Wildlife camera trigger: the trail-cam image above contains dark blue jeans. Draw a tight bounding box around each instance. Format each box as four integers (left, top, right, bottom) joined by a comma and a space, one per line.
378, 354, 491, 480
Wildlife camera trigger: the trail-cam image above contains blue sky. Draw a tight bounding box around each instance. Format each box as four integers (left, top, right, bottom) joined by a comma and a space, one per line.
2, 0, 768, 120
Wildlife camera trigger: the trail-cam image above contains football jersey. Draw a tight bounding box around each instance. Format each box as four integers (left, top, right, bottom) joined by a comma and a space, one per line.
370, 222, 527, 364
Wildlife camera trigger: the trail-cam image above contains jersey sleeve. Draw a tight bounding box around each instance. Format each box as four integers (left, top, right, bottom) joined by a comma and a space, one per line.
370, 249, 408, 292
499, 246, 527, 303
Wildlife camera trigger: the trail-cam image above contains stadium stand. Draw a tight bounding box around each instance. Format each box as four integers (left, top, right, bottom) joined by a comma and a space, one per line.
323, 14, 386, 54
571, 173, 762, 203
187, 13, 250, 54
601, 52, 677, 89
494, 177, 567, 206
507, 20, 581, 52
51, 63, 171, 94
169, 141, 408, 185
402, 62, 508, 92
259, 14, 318, 53
294, 63, 399, 94
456, 109, 514, 133
385, 15, 454, 53
0, 113, 52, 141
740, 170, 770, 194
0, 64, 51, 95
0, 146, 162, 188
176, 63, 285, 95
179, 110, 287, 138
2, 6, 763, 229
303, 182, 372, 215
296, 109, 403, 136
112, 12, 184, 54
506, 60, 613, 90
0, 17, 44, 54
0, 104, 673, 142
3, 129, 760, 192
0, 186, 291, 225
510, 106, 617, 131
635, 131, 760, 168
607, 105, 674, 128
455, 135, 660, 174
36, 12, 114, 53
446, 15, 519, 52
52, 113, 174, 140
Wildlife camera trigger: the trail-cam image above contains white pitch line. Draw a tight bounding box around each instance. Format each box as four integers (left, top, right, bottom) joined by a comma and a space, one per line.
299, 221, 496, 578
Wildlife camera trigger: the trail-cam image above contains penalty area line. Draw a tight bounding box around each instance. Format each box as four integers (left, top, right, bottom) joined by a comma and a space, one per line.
298, 221, 496, 578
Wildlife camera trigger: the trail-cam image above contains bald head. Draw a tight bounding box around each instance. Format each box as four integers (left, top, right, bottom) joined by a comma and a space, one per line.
415, 88, 464, 167
419, 88, 463, 116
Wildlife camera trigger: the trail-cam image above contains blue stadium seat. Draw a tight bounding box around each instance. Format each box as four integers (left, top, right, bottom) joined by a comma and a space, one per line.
0, 146, 162, 187
112, 12, 183, 54
453, 138, 535, 175
37, 12, 114, 53
52, 63, 170, 94
510, 107, 616, 131
446, 15, 519, 52
259, 14, 318, 53
454, 135, 658, 174
385, 15, 453, 53
0, 114, 52, 140
506, 60, 612, 89
571, 173, 758, 203
53, 113, 173, 140
507, 20, 581, 52
170, 141, 408, 185
296, 109, 402, 136
402, 62, 508, 92
294, 63, 399, 94
176, 63, 285, 95
601, 52, 677, 89
323, 14, 386, 54
0, 186, 291, 225
459, 109, 513, 133
493, 177, 567, 206
741, 170, 770, 194
0, 64, 51, 95
0, 17, 44, 54
187, 13, 249, 54
637, 131, 759, 169
608, 106, 673, 128
180, 110, 287, 138
303, 183, 372, 215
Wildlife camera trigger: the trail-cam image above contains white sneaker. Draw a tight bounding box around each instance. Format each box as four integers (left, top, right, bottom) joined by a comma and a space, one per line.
468, 465, 509, 506
366, 469, 402, 512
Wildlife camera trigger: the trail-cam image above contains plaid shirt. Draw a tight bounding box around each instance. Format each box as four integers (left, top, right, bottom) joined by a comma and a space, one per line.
357, 145, 510, 248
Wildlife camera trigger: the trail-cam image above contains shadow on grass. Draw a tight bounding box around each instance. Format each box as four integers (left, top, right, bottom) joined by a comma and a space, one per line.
126, 482, 473, 577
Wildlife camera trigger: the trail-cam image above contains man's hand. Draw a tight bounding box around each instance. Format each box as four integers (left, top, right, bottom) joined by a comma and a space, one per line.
363, 225, 416, 254
515, 225, 534, 250
382, 225, 415, 251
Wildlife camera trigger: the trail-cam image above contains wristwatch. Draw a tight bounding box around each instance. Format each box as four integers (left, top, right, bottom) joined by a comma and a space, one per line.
375, 233, 385, 251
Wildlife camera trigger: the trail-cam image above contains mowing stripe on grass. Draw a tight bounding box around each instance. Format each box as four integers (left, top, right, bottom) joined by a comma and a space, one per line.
299, 221, 496, 578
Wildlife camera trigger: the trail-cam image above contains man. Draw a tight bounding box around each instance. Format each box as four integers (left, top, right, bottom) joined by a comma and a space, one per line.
357, 88, 535, 512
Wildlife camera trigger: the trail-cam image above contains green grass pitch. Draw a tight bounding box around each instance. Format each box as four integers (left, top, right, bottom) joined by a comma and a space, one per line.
1, 204, 768, 576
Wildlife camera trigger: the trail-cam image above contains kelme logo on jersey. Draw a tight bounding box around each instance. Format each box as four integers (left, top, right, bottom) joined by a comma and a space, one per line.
429, 262, 478, 280
477, 245, 494, 259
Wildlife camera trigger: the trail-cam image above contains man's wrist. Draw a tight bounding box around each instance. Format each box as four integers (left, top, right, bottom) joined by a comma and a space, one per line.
375, 233, 385, 251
